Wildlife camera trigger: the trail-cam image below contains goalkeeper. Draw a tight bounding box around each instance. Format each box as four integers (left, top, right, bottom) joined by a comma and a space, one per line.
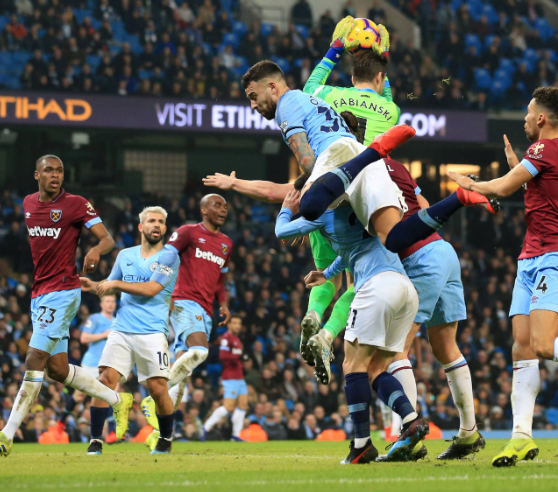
304, 17, 397, 146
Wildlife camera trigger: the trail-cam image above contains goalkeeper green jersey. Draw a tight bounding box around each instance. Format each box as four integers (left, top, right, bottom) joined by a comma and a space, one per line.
303, 58, 400, 146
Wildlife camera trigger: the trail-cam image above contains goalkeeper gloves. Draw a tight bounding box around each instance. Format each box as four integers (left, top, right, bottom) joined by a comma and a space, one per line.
324, 16, 358, 64
373, 24, 390, 59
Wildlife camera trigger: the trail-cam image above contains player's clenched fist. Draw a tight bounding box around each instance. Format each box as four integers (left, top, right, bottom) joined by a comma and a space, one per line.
83, 246, 101, 273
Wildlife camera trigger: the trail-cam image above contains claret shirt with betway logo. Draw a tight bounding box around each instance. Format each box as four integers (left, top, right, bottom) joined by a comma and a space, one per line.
23, 189, 102, 298
166, 223, 232, 316
303, 58, 400, 145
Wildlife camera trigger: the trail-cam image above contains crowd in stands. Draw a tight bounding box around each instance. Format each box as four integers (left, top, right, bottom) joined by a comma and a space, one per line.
1, 178, 558, 444
0, 0, 556, 109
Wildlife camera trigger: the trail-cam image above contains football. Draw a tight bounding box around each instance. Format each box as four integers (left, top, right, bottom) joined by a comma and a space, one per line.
347, 18, 381, 54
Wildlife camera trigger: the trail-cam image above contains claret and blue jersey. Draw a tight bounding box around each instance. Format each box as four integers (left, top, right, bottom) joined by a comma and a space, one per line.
107, 245, 179, 336
275, 89, 355, 156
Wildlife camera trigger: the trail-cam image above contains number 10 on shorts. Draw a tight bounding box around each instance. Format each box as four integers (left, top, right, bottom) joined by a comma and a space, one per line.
157, 351, 169, 368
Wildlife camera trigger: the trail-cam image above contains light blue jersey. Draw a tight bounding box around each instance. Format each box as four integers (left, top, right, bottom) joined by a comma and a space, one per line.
81, 312, 112, 367
275, 90, 355, 157
275, 207, 404, 292
108, 245, 179, 335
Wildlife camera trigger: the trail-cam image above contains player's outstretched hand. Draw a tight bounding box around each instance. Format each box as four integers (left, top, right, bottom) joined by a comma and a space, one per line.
83, 246, 101, 273
79, 276, 97, 293
282, 189, 301, 214
218, 305, 231, 326
203, 171, 236, 190
373, 24, 390, 59
448, 171, 476, 191
304, 270, 327, 288
503, 134, 520, 169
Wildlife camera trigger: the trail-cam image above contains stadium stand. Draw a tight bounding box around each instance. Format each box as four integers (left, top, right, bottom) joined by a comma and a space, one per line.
0, 0, 556, 109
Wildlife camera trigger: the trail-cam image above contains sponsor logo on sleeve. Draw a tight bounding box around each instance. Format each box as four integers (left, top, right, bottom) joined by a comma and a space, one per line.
528, 143, 545, 159
158, 265, 174, 277
169, 232, 178, 242
85, 201, 97, 216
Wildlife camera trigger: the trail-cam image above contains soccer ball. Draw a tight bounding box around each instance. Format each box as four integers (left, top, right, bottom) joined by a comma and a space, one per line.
346, 18, 381, 54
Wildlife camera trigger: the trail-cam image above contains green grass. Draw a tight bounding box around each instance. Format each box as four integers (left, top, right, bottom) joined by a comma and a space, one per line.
1, 439, 558, 492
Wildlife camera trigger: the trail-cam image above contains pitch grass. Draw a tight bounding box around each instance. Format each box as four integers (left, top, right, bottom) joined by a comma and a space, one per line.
1, 439, 558, 492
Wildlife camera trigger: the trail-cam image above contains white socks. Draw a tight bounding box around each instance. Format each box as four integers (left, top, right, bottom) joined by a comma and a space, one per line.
169, 347, 208, 386
169, 382, 188, 409
64, 364, 119, 407
3, 371, 44, 440
203, 405, 229, 432
231, 408, 246, 438
388, 359, 416, 433
512, 359, 540, 439
443, 355, 477, 438
554, 338, 558, 362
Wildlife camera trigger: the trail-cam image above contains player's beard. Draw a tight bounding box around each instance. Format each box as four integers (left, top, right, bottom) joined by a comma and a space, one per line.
143, 230, 163, 245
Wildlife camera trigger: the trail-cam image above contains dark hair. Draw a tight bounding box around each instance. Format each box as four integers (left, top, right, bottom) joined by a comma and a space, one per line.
533, 86, 558, 126
36, 154, 62, 168
293, 172, 309, 191
340, 110, 363, 143
352, 51, 388, 84
241, 60, 285, 89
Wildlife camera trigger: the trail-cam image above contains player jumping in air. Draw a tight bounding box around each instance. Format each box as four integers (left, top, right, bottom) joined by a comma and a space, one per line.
0, 155, 133, 457
141, 194, 232, 428
202, 315, 248, 441
80, 206, 179, 455
276, 190, 428, 463
449, 87, 558, 467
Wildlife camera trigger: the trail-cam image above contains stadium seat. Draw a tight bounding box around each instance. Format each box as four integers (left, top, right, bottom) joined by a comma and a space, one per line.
490, 80, 507, 98
498, 58, 515, 75
272, 56, 290, 73
465, 34, 482, 53
223, 32, 239, 47
481, 4, 498, 24
233, 21, 247, 37
294, 24, 309, 38
0, 15, 8, 31
474, 68, 492, 90
261, 23, 275, 37
12, 52, 32, 65
86, 54, 101, 70
545, 408, 558, 425
138, 69, 153, 80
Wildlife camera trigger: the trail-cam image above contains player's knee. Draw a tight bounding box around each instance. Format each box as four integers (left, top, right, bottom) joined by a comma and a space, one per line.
46, 363, 69, 383
148, 381, 168, 402
299, 189, 325, 221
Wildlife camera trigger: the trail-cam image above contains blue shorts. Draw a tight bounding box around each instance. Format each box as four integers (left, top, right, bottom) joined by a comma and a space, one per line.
171, 300, 212, 353
223, 379, 248, 399
402, 240, 466, 328
510, 252, 558, 316
29, 288, 81, 355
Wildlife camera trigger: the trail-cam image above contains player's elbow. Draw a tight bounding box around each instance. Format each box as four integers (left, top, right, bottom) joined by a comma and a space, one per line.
145, 283, 163, 297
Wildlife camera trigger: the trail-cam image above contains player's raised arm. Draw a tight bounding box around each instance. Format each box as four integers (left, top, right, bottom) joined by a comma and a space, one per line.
449, 162, 533, 199
304, 16, 358, 97
503, 135, 520, 169
203, 171, 294, 203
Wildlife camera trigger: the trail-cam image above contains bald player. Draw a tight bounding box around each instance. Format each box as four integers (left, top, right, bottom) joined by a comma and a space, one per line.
0, 155, 133, 457
143, 195, 232, 419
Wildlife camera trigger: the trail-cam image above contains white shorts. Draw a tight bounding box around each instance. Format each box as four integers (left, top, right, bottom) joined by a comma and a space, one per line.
81, 365, 99, 379
344, 271, 418, 352
308, 138, 403, 234
99, 331, 170, 383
